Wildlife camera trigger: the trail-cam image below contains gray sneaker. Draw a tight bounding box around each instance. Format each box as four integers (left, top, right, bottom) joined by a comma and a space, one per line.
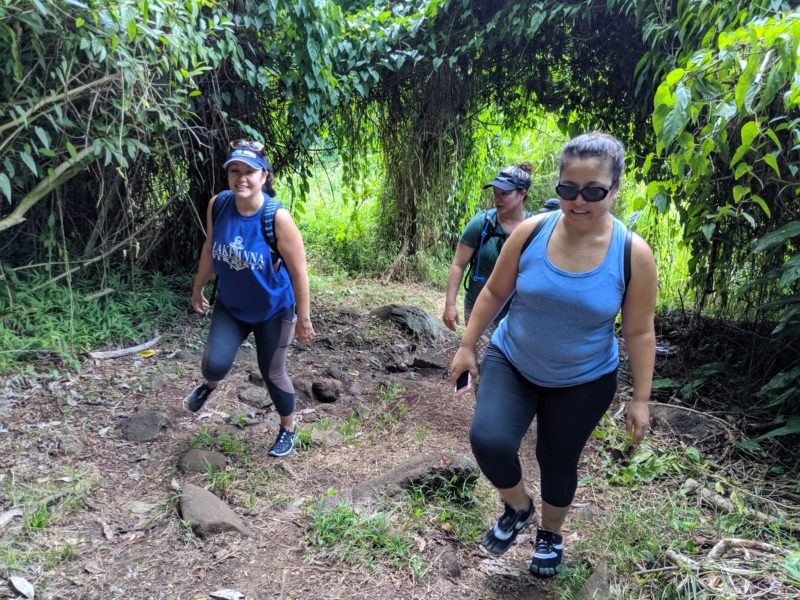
268, 427, 296, 457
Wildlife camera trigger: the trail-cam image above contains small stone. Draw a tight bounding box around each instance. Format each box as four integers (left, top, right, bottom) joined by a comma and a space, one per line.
124, 410, 168, 443
325, 366, 347, 381
298, 408, 319, 423
179, 449, 227, 473
310, 429, 342, 447
439, 549, 462, 578
312, 379, 342, 403
179, 483, 251, 537
59, 437, 85, 457
238, 386, 272, 410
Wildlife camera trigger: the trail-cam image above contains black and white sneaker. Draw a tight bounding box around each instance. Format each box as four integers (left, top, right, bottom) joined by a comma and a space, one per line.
529, 527, 564, 577
480, 500, 535, 555
268, 427, 296, 457
184, 382, 214, 413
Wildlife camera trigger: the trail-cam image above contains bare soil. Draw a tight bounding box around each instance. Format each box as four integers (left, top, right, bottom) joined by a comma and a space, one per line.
0, 288, 563, 600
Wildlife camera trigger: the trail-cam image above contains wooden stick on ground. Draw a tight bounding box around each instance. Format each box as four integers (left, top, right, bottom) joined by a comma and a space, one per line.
681, 478, 800, 533
88, 334, 160, 360
707, 538, 788, 561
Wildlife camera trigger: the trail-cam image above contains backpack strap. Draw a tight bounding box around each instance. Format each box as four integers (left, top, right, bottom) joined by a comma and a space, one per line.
520, 211, 555, 255
211, 190, 233, 225
622, 227, 633, 303
261, 193, 283, 261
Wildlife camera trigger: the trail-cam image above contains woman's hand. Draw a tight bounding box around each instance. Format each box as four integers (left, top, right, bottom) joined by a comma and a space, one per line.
191, 287, 210, 314
295, 316, 316, 345
450, 345, 478, 391
442, 304, 459, 331
625, 400, 650, 446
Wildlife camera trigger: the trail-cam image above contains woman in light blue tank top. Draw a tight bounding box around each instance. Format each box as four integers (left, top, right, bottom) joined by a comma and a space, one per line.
184, 139, 316, 459
449, 132, 658, 577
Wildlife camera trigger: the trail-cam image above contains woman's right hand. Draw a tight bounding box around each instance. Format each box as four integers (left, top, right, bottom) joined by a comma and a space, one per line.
450, 345, 478, 390
442, 304, 459, 331
191, 287, 210, 314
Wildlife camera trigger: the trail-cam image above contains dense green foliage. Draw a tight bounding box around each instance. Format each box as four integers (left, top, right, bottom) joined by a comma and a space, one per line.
1, 0, 799, 434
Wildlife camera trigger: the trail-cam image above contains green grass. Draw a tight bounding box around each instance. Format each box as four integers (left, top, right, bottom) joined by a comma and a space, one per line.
305, 501, 427, 580
187, 428, 251, 460
402, 472, 492, 544
0, 267, 190, 374
550, 416, 800, 599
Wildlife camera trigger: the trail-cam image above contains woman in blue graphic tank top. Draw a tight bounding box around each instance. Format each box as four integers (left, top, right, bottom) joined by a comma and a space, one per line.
184, 139, 315, 458
450, 132, 657, 576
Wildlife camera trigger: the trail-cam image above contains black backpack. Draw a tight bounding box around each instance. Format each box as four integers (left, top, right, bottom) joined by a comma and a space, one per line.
463, 209, 508, 290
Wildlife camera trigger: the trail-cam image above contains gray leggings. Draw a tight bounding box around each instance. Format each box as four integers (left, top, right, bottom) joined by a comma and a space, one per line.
202, 302, 296, 416
470, 345, 617, 507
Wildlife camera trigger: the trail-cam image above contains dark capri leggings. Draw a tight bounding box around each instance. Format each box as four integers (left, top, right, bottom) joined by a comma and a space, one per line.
202, 302, 296, 417
470, 345, 617, 508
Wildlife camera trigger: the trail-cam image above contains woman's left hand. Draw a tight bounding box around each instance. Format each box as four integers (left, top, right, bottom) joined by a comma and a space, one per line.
625, 400, 650, 447
295, 316, 316, 345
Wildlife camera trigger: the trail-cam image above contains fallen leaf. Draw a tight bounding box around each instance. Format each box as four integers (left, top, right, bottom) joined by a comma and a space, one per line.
138, 349, 157, 358
9, 575, 35, 599
127, 501, 157, 514
100, 520, 114, 540
210, 590, 245, 600
84, 560, 104, 574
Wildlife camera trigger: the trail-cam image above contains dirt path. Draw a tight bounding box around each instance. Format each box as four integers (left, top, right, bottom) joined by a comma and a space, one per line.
0, 295, 572, 599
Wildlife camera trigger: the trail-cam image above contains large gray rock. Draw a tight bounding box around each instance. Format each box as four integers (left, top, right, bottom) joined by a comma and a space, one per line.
124, 410, 168, 443
179, 483, 252, 537
370, 305, 452, 342
179, 449, 227, 473
238, 386, 272, 410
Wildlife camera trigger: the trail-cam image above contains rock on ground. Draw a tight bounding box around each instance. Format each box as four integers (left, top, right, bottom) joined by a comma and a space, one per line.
370, 304, 453, 343
179, 483, 252, 537
237, 386, 272, 410
312, 379, 342, 403
179, 449, 227, 473
124, 410, 168, 442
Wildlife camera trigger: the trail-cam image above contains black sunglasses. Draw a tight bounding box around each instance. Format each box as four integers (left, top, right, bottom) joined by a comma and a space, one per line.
556, 180, 617, 202
230, 139, 265, 152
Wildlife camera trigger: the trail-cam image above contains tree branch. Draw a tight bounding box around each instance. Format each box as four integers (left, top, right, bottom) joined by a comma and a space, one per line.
0, 145, 94, 232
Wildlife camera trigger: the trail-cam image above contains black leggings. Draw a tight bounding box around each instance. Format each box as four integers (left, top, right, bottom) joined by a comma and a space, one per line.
201, 302, 296, 417
469, 345, 617, 508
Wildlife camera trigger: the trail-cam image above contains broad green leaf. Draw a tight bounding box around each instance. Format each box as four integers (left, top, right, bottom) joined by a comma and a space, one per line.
733, 185, 750, 202
20, 152, 37, 176
75, 17, 85, 27
751, 195, 771, 218
66, 142, 77, 158
740, 121, 759, 147
762, 154, 780, 177
665, 68, 685, 87
651, 378, 677, 390
756, 416, 800, 440
662, 85, 691, 147
0, 173, 11, 202
752, 221, 800, 253
127, 21, 137, 42
701, 223, 715, 241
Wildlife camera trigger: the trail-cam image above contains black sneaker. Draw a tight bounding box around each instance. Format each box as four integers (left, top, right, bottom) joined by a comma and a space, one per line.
481, 500, 535, 555
268, 427, 296, 457
529, 527, 564, 577
184, 382, 214, 413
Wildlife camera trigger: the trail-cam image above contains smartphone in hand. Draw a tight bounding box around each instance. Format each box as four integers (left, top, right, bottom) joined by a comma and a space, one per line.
454, 371, 472, 397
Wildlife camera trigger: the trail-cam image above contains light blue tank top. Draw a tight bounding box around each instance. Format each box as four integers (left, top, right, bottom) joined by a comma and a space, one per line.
491, 211, 626, 387
211, 194, 294, 324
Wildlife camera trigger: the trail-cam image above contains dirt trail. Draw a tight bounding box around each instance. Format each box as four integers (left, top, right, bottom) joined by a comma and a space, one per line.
0, 298, 568, 599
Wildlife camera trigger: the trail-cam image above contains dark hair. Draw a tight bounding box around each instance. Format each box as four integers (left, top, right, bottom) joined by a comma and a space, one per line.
263, 170, 276, 197
559, 132, 625, 181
